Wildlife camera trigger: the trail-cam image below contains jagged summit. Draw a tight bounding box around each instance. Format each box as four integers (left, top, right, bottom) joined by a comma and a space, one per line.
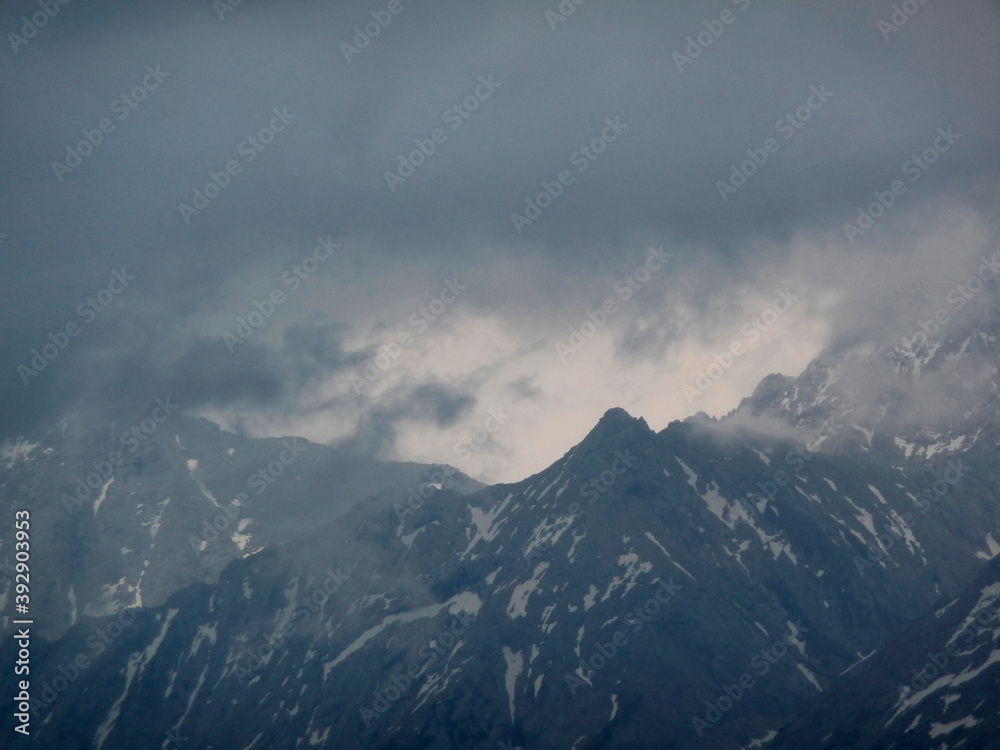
5, 312, 1000, 749
723, 308, 1000, 471
596, 406, 638, 426
11, 368, 1000, 748
580, 406, 654, 446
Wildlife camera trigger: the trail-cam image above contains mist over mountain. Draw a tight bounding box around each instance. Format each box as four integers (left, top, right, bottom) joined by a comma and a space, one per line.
3, 308, 1000, 748
3, 0, 1000, 747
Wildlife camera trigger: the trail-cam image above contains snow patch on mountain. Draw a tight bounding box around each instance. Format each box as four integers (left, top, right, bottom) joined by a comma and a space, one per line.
523, 513, 576, 561
0, 438, 39, 469
502, 646, 524, 722
946, 583, 1000, 648
323, 591, 481, 678
976, 533, 1000, 561
94, 477, 114, 516
187, 459, 221, 507
507, 562, 549, 619
644, 531, 696, 579
600, 550, 652, 602
94, 608, 179, 748
797, 663, 823, 692
462, 492, 514, 558
928, 714, 979, 738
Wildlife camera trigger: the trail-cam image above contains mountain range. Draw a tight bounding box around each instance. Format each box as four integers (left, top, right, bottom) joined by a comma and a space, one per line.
2, 305, 999, 749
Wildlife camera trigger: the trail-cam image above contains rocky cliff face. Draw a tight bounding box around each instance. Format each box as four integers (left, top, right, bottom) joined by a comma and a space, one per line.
767, 554, 1000, 750
2, 313, 998, 749
0, 412, 483, 641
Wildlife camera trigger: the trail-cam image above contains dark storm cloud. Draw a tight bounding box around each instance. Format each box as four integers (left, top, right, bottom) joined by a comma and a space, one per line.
1, 0, 998, 445
23, 317, 369, 434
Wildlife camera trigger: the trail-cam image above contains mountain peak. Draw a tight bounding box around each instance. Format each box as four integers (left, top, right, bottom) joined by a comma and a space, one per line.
598, 406, 636, 424
580, 407, 653, 448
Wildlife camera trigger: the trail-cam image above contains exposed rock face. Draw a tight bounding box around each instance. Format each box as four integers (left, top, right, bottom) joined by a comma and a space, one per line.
2, 312, 999, 749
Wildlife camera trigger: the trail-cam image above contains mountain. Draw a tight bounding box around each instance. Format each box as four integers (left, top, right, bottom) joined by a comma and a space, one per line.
733, 304, 1000, 478
0, 411, 483, 641
766, 553, 1000, 750
2, 312, 999, 748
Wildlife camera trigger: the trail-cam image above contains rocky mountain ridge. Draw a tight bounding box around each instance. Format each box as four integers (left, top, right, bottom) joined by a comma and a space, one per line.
2, 312, 999, 748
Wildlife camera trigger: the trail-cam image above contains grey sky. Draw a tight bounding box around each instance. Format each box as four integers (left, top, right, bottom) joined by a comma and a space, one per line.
2, 0, 998, 482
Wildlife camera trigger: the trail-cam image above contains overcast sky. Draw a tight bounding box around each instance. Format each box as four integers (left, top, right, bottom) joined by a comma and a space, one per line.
2, 0, 998, 483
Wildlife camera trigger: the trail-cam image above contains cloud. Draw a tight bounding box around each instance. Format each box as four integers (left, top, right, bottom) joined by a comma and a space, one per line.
1, 0, 998, 481
335, 381, 477, 458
